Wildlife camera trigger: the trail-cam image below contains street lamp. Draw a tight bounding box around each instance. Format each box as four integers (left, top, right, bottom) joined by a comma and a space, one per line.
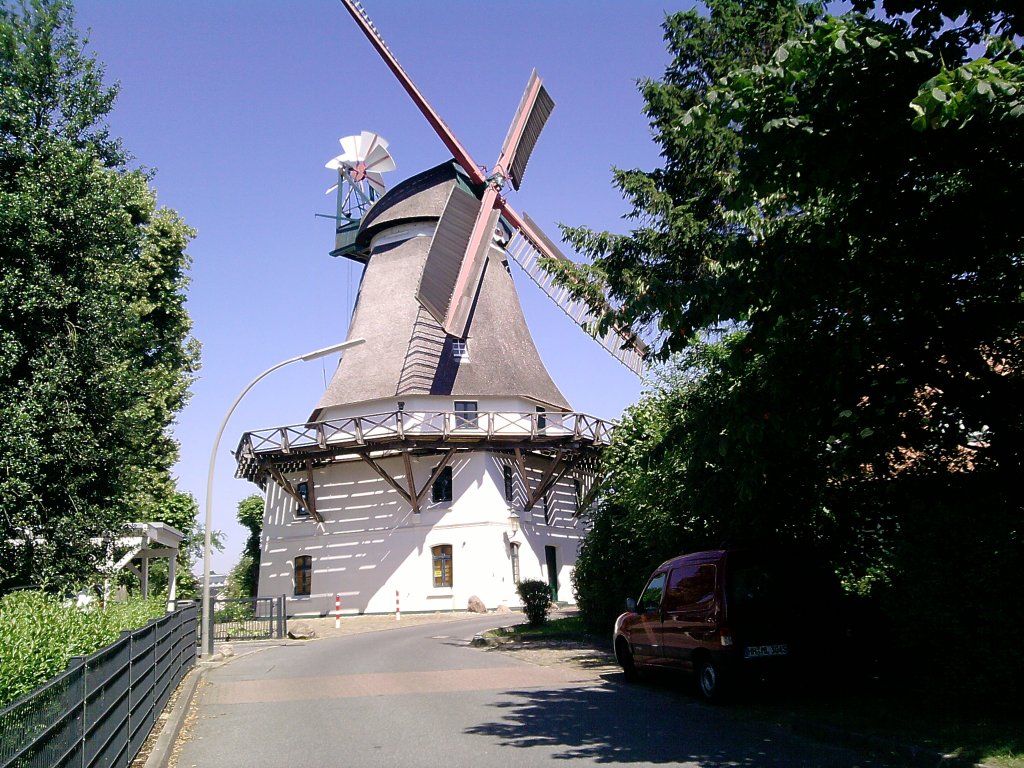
201, 338, 365, 656
508, 509, 521, 535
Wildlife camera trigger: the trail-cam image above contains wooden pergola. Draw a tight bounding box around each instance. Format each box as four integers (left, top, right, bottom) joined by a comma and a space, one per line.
234, 409, 612, 521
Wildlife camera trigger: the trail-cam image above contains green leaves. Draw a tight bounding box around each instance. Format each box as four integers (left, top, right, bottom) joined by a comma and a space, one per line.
569, 0, 1024, 697
0, 590, 165, 708
1, 0, 199, 591
910, 52, 1024, 130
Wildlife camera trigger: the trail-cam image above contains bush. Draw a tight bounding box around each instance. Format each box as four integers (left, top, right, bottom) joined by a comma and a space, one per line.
516, 579, 552, 626
0, 590, 166, 708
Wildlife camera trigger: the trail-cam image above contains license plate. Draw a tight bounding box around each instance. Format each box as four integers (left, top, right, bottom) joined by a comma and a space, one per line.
743, 644, 788, 658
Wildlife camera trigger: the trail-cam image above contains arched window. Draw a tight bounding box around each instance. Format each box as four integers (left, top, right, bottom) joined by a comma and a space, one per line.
432, 545, 453, 588
510, 543, 520, 584
294, 555, 312, 596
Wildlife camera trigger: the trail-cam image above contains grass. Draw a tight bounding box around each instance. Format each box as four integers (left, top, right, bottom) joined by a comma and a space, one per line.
741, 681, 1024, 767
486, 617, 1023, 766
488, 615, 596, 641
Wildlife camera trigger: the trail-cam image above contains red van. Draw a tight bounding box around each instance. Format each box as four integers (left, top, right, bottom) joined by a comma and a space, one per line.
613, 549, 836, 702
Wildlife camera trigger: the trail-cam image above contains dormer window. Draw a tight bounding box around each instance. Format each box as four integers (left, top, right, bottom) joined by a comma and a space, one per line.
452, 340, 468, 361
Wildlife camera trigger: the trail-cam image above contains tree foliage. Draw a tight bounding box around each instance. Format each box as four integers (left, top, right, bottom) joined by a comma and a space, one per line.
563, 0, 1023, 699
225, 494, 263, 599
516, 579, 552, 627
0, 589, 165, 708
0, 0, 200, 591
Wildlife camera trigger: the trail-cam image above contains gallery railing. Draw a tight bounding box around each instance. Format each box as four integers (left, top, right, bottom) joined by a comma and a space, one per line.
236, 409, 613, 481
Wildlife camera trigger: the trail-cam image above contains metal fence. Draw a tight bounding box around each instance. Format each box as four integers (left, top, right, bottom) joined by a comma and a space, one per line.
0, 602, 197, 768
198, 595, 286, 645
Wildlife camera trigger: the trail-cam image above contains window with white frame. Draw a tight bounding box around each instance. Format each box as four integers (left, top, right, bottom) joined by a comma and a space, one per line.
452, 340, 468, 361
454, 400, 477, 429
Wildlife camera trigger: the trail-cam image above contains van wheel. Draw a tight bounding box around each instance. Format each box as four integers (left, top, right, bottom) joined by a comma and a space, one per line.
616, 638, 638, 682
696, 657, 725, 703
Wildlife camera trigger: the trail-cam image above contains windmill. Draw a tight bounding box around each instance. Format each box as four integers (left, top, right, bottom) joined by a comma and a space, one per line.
231, 1, 640, 618
338, 0, 648, 376
324, 130, 396, 260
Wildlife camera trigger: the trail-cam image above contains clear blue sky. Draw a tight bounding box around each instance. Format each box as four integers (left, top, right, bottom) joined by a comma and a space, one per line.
72, 0, 690, 573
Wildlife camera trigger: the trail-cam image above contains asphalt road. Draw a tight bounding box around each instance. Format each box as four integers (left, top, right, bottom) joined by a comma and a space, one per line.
175, 614, 890, 767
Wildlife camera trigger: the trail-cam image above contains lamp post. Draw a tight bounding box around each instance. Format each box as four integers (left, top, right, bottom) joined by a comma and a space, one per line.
201, 338, 365, 657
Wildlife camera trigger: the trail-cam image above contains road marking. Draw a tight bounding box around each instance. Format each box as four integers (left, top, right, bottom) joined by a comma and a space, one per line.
204, 665, 599, 704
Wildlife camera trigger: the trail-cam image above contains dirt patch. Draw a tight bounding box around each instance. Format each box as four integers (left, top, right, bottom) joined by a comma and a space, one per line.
484, 637, 619, 676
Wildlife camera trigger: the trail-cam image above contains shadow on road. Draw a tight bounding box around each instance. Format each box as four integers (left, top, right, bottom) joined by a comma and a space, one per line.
464, 675, 886, 767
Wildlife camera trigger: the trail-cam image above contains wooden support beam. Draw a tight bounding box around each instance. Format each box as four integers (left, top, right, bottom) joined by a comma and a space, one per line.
415, 449, 456, 508
267, 464, 324, 523
304, 460, 319, 522
513, 448, 534, 510
528, 449, 568, 512
401, 452, 420, 514
575, 472, 602, 518
360, 454, 415, 508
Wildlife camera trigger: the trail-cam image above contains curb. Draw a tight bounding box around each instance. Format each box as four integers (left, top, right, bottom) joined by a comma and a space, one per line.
142, 666, 206, 768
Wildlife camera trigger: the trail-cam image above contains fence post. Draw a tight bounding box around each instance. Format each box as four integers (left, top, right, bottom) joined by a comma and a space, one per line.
279, 594, 286, 639
335, 594, 341, 629
205, 595, 215, 653
71, 655, 86, 768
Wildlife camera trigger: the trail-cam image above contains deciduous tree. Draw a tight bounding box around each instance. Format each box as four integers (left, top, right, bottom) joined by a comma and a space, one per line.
0, 0, 200, 591
562, 0, 1023, 698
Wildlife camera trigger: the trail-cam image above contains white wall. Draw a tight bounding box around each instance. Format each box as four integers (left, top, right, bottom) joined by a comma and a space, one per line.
257, 448, 585, 616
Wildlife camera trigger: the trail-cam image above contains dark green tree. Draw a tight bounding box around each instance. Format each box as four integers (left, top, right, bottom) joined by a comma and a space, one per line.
226, 494, 263, 599
560, 0, 1023, 698
0, 0, 200, 591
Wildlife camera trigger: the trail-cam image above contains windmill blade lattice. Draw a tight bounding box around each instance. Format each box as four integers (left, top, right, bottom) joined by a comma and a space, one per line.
506, 214, 649, 377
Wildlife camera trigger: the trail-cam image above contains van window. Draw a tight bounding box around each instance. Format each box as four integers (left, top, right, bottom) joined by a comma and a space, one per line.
638, 572, 667, 613
726, 554, 802, 618
665, 563, 717, 611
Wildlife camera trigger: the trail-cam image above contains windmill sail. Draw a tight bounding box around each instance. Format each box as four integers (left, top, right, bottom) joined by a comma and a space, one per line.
416, 186, 482, 331
499, 70, 555, 191
340, 0, 649, 375
507, 212, 648, 376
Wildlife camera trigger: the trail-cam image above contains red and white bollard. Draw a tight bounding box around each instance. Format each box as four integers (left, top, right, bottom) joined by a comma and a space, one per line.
395, 589, 401, 622
335, 594, 341, 630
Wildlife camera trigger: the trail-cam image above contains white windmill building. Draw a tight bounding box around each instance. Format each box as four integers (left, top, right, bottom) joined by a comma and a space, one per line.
233, 2, 647, 617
